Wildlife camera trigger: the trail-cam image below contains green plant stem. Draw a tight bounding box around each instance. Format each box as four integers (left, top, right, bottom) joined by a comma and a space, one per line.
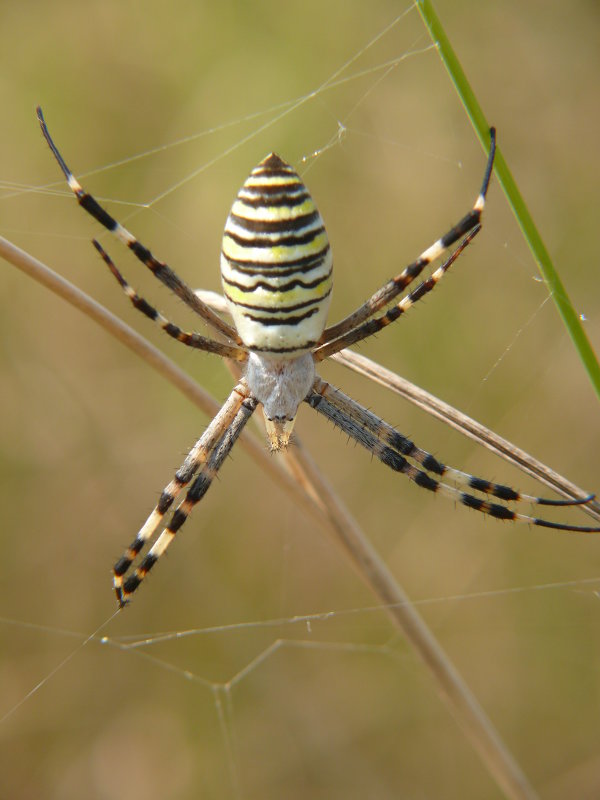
416, 0, 600, 401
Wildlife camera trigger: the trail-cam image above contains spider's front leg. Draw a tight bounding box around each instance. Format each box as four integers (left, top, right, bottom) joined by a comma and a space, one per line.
306, 377, 600, 534
113, 381, 257, 606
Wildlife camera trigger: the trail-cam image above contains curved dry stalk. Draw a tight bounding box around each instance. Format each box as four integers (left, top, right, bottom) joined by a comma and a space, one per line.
284, 438, 538, 800
2, 234, 539, 798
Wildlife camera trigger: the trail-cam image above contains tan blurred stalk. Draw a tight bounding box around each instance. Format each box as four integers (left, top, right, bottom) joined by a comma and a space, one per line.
1, 234, 547, 798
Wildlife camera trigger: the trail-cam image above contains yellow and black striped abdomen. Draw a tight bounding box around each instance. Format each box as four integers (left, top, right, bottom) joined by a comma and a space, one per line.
221, 153, 332, 357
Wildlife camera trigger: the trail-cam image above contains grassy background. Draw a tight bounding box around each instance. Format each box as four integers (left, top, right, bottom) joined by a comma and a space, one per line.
1, 1, 599, 798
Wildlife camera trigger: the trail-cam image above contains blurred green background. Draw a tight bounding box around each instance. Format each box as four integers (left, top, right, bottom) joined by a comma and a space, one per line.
1, 1, 599, 798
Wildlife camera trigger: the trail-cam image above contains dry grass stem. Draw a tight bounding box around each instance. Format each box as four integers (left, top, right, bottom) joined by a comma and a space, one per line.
2, 234, 541, 799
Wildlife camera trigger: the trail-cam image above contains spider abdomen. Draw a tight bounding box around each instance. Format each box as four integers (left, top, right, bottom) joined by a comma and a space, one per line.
221, 153, 332, 357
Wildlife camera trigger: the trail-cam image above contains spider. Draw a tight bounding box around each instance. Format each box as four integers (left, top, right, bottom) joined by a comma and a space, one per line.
37, 108, 600, 606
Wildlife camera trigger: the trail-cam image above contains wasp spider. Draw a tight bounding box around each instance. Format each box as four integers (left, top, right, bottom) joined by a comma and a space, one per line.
37, 108, 600, 606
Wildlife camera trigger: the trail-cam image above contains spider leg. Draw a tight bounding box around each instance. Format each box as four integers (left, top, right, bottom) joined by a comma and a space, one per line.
320, 128, 496, 345
114, 381, 257, 606
305, 377, 600, 533
37, 106, 241, 345
314, 226, 479, 361
92, 240, 247, 361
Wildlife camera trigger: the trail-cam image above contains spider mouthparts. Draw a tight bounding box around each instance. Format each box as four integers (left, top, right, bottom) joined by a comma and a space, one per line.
265, 418, 295, 452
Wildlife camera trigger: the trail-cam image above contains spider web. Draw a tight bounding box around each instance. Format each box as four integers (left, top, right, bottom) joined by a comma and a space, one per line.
1, 2, 600, 798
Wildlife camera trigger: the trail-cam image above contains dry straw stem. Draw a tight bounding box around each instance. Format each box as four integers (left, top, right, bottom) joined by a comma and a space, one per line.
3, 232, 567, 799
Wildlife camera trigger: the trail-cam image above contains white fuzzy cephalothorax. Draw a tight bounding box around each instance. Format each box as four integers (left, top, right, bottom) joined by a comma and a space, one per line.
245, 352, 315, 450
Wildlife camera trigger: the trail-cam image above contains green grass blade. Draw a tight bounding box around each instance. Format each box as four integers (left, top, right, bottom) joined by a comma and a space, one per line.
416, 0, 600, 401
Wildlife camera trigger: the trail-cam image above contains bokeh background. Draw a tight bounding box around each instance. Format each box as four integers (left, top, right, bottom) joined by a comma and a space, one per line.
1, 1, 599, 798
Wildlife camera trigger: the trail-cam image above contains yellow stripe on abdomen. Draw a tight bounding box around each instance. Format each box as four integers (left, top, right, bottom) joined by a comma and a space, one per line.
220, 153, 332, 356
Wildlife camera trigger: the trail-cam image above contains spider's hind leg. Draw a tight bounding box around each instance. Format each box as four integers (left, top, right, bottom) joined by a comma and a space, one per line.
319, 128, 496, 350
306, 377, 600, 534
36, 106, 240, 343
92, 240, 246, 361
315, 226, 481, 361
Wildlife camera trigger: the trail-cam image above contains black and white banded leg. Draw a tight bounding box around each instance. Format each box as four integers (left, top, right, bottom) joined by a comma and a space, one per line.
37, 106, 241, 345
320, 129, 496, 348
113, 381, 257, 605
306, 378, 600, 533
315, 225, 481, 362
92, 240, 247, 361
37, 109, 600, 606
